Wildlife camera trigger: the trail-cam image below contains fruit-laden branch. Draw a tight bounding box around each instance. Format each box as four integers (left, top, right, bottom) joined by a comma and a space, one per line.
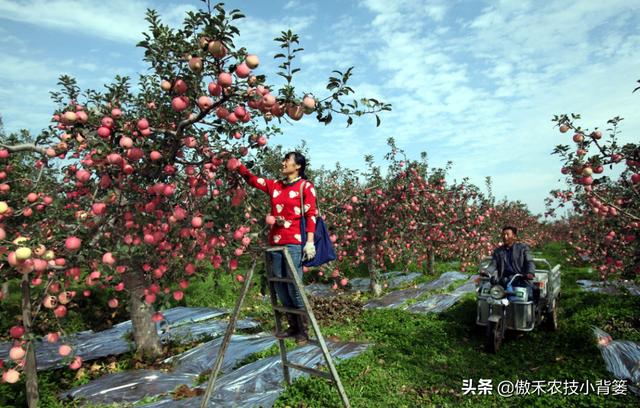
591, 190, 640, 222
176, 94, 229, 137
149, 127, 177, 137
0, 143, 47, 156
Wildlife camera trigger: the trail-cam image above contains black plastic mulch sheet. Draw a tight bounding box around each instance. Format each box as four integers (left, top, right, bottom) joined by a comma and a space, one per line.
141, 341, 370, 408
61, 333, 278, 405
364, 271, 468, 309
593, 327, 640, 395
577, 280, 640, 296
306, 271, 423, 297
0, 307, 255, 370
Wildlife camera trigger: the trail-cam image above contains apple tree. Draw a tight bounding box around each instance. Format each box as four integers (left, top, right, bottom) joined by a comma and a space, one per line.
0, 2, 389, 406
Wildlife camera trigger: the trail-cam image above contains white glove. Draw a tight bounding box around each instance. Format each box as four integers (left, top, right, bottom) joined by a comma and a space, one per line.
302, 241, 316, 261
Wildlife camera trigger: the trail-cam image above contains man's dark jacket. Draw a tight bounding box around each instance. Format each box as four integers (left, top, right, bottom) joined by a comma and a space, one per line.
486, 242, 535, 280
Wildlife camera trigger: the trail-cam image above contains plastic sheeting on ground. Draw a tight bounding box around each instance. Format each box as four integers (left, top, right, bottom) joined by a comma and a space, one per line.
306, 271, 422, 297
62, 333, 277, 406
593, 327, 640, 395
63, 370, 199, 406
364, 271, 468, 309
166, 333, 277, 375
349, 272, 423, 292
160, 318, 260, 344
406, 281, 477, 314
577, 280, 640, 296
0, 307, 253, 371
141, 341, 370, 408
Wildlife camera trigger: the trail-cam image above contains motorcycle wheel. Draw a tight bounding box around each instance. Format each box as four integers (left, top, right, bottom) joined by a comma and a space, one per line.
543, 298, 558, 332
485, 319, 504, 353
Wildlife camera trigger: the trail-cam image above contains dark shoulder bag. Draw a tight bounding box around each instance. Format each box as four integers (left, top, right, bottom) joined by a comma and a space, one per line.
299, 181, 336, 267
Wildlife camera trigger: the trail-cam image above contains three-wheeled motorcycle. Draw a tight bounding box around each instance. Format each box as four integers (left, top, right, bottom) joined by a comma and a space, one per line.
476, 257, 561, 353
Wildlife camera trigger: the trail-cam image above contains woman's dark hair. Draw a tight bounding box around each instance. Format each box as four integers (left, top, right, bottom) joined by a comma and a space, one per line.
284, 151, 307, 179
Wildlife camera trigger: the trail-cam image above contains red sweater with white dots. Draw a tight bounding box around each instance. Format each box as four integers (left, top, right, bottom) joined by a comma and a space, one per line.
239, 164, 318, 245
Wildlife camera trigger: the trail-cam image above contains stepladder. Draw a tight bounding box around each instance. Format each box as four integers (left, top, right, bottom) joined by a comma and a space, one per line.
199, 246, 351, 408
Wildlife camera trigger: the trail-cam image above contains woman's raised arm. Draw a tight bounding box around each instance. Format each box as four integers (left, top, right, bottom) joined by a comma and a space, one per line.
237, 163, 273, 194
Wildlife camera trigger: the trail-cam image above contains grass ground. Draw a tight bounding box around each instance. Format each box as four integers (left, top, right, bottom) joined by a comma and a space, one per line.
274, 242, 640, 407
0, 242, 638, 407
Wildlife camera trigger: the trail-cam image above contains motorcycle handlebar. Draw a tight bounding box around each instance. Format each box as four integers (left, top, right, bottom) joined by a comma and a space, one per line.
507, 274, 525, 285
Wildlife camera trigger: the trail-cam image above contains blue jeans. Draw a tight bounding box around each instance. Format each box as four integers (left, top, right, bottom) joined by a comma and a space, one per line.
268, 244, 304, 309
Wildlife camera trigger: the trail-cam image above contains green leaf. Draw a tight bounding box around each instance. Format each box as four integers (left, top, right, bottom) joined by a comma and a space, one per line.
325, 113, 333, 125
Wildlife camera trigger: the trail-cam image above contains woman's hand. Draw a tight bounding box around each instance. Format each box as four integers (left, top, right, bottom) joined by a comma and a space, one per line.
302, 241, 316, 261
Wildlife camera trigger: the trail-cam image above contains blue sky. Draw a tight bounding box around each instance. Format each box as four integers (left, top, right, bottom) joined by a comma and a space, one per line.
1, 0, 639, 216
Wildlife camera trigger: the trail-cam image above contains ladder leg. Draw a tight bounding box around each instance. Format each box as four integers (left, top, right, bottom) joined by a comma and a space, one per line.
265, 249, 291, 385
199, 257, 257, 408
281, 248, 351, 408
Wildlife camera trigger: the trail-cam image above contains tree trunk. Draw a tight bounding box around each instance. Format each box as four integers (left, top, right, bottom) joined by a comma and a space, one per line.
123, 269, 162, 361
2, 281, 9, 301
427, 252, 435, 275
366, 236, 382, 297
21, 273, 39, 408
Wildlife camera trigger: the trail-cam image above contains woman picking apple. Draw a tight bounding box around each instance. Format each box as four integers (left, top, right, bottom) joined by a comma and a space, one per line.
234, 151, 317, 344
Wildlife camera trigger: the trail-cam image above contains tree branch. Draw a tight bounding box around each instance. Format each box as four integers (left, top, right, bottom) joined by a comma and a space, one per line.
1, 143, 47, 156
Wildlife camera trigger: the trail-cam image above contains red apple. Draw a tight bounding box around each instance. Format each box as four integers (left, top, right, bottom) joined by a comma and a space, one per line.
2, 369, 20, 384
171, 96, 189, 112
218, 72, 233, 87
54, 305, 67, 318
9, 346, 25, 361
188, 56, 203, 72
58, 344, 72, 357
65, 236, 81, 251
286, 105, 304, 121
173, 79, 187, 94
92, 202, 107, 215
69, 356, 83, 370
9, 326, 24, 339
208, 41, 227, 58
102, 252, 116, 265
46, 332, 60, 343
235, 62, 250, 78
191, 216, 203, 228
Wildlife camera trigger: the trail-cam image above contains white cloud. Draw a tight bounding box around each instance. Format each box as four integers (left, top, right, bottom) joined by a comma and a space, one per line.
235, 14, 316, 56
0, 0, 203, 45
340, 0, 640, 214
284, 0, 301, 10
0, 0, 149, 43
